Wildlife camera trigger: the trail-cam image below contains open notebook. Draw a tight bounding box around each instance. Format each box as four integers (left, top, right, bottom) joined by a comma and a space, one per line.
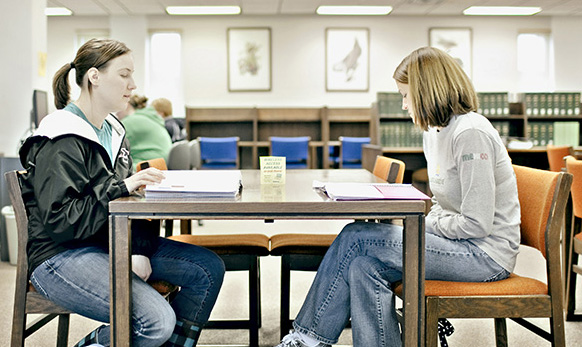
321, 182, 430, 201
144, 170, 242, 199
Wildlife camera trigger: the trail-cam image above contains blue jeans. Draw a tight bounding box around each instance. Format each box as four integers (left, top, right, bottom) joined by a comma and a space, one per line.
293, 221, 510, 347
30, 237, 225, 347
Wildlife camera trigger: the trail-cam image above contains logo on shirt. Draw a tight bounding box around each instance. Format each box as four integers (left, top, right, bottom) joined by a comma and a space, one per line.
118, 148, 130, 164
461, 153, 489, 162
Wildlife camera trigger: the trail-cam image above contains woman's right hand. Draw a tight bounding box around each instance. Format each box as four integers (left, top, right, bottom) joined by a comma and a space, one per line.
124, 167, 165, 193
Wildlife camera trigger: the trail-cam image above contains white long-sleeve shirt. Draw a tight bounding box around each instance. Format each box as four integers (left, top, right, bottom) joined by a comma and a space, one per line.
423, 112, 521, 272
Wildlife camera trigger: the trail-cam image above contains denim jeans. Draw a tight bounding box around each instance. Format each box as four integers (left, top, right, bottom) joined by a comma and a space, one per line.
293, 221, 510, 347
30, 237, 225, 347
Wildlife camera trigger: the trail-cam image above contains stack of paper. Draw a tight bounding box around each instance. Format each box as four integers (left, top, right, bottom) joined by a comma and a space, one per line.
144, 170, 242, 199
322, 182, 430, 201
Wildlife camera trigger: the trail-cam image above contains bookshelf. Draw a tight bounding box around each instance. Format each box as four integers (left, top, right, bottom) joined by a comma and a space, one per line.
371, 91, 582, 180
185, 106, 374, 169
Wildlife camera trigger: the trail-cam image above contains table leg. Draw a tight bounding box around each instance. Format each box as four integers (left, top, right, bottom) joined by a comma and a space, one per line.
402, 214, 425, 347
109, 215, 132, 346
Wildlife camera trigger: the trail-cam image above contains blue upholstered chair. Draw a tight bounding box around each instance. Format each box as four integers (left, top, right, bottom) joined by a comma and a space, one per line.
339, 136, 371, 168
269, 136, 311, 169
198, 136, 239, 169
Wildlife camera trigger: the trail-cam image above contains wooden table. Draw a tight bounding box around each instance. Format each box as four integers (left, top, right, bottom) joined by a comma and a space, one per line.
108, 169, 426, 346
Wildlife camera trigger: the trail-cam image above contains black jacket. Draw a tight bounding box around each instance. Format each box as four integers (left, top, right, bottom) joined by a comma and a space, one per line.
19, 110, 159, 274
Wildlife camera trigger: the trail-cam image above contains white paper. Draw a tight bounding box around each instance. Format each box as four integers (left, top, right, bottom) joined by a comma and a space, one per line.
144, 170, 242, 199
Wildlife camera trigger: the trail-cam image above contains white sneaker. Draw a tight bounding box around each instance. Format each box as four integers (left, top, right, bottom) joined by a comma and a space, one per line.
274, 331, 330, 347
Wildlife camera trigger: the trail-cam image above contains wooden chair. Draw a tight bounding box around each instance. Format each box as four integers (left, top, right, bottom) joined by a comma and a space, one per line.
6, 170, 176, 347
546, 144, 573, 172
565, 155, 582, 321
394, 164, 572, 347
168, 233, 270, 347
373, 155, 405, 183
270, 156, 405, 338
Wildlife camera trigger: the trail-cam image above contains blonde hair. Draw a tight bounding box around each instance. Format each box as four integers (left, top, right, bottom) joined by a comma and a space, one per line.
152, 98, 173, 118
393, 46, 478, 131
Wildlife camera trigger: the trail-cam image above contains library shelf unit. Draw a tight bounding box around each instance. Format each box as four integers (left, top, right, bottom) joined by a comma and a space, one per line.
185, 106, 374, 169
369, 98, 582, 182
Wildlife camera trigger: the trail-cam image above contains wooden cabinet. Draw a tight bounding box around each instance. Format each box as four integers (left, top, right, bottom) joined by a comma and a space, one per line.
186, 106, 373, 169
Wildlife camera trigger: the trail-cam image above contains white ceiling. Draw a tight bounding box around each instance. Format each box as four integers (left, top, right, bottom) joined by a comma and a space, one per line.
46, 0, 582, 16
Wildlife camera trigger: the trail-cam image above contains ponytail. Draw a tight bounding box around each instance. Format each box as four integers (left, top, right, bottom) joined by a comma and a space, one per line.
52, 63, 74, 109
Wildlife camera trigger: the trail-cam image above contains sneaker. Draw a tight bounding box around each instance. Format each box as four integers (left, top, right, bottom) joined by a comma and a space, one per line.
275, 330, 330, 347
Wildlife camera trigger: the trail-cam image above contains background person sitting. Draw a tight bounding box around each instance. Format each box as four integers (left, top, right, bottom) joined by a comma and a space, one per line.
121, 94, 172, 169
152, 97, 187, 143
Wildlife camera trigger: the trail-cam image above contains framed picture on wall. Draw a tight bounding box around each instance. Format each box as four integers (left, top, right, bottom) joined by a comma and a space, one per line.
325, 28, 369, 92
429, 27, 472, 79
227, 27, 272, 92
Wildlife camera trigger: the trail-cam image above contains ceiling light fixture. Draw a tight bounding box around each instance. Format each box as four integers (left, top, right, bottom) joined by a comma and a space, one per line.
463, 6, 541, 16
166, 6, 241, 15
316, 6, 393, 15
45, 7, 73, 16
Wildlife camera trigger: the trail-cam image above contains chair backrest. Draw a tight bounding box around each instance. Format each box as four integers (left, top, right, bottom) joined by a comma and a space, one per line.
5, 171, 32, 300
546, 144, 573, 172
198, 136, 240, 169
269, 136, 310, 169
189, 139, 202, 169
372, 155, 405, 183
566, 155, 582, 218
136, 157, 168, 171
167, 140, 192, 170
339, 136, 371, 168
513, 164, 572, 260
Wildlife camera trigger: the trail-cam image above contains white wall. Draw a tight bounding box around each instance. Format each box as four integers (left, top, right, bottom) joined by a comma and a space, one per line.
45, 14, 577, 111
552, 17, 582, 92
46, 14, 560, 112
0, 0, 46, 157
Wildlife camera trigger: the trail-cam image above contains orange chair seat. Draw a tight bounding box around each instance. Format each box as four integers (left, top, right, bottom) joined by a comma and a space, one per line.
169, 233, 270, 256
394, 273, 547, 297
270, 233, 338, 255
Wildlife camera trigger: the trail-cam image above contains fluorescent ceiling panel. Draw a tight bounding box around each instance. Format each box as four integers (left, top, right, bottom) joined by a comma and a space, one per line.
166, 6, 241, 15
463, 6, 542, 16
45, 7, 73, 16
316, 6, 393, 15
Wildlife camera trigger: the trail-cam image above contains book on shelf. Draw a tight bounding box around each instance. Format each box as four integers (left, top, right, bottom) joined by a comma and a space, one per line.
523, 92, 581, 117
379, 121, 423, 147
477, 92, 509, 116
144, 170, 243, 199
316, 181, 430, 201
377, 92, 407, 118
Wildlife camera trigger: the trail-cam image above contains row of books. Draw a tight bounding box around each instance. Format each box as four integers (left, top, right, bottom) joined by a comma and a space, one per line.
379, 121, 423, 147
490, 121, 512, 138
523, 92, 581, 117
527, 121, 580, 147
377, 91, 512, 118
477, 92, 510, 116
376, 92, 407, 118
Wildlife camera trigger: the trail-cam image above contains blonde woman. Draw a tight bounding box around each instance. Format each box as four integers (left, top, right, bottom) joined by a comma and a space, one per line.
276, 47, 520, 347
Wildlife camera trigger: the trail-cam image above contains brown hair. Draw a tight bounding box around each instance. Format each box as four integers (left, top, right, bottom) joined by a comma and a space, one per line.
393, 46, 478, 131
52, 38, 131, 109
152, 98, 173, 118
128, 94, 148, 110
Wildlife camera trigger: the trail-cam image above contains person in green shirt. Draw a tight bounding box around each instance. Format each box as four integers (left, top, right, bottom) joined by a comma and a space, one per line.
121, 94, 172, 169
